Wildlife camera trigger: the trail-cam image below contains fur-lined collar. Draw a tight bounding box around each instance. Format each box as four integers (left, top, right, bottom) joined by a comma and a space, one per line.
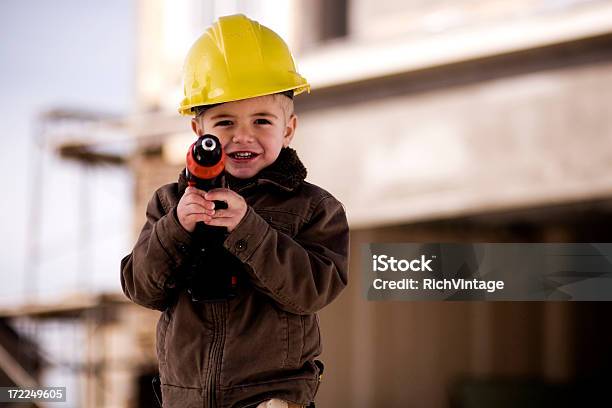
178, 147, 307, 194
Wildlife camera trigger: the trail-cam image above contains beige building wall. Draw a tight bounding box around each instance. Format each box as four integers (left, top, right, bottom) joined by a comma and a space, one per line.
294, 57, 612, 228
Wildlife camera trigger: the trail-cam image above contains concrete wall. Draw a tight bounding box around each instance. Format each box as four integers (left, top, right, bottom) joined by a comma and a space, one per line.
293, 39, 612, 228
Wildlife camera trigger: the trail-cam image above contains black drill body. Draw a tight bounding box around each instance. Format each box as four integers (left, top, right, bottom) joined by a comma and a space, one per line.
184, 135, 240, 302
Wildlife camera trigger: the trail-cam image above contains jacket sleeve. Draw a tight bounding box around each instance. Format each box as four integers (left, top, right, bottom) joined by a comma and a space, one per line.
224, 195, 349, 315
120, 188, 193, 311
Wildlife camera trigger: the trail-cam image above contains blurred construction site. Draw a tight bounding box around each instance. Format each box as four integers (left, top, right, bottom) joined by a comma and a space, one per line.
2, 0, 612, 406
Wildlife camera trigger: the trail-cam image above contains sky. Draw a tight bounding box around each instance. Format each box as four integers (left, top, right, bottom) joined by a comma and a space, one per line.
0, 0, 136, 305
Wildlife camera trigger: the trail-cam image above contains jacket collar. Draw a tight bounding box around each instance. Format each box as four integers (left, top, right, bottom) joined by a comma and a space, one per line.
178, 147, 307, 194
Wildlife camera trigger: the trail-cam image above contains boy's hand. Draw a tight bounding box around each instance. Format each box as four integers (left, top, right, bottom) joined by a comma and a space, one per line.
203, 188, 247, 232
176, 186, 215, 232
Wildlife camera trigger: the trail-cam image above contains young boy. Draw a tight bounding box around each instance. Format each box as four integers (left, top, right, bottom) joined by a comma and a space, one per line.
120, 14, 349, 408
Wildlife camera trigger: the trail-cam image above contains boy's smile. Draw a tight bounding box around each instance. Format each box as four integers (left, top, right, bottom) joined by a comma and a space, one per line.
191, 95, 296, 179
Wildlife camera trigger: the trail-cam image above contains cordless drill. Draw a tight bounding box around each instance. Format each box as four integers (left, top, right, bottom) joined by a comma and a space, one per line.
184, 134, 239, 302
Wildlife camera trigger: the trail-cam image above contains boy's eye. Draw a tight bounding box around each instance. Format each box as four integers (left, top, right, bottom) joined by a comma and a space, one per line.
214, 120, 233, 127
254, 118, 271, 125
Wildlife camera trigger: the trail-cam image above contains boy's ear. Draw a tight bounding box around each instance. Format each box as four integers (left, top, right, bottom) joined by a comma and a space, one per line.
283, 114, 297, 147
191, 118, 201, 135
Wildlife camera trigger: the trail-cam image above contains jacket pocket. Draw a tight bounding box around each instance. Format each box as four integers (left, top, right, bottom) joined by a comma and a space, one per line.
283, 311, 304, 368
156, 308, 172, 367
257, 209, 299, 237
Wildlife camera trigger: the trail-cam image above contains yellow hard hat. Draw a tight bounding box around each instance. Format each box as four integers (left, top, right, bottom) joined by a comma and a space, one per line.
179, 14, 310, 116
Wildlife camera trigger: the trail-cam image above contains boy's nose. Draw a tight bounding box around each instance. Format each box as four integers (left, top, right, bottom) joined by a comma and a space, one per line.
231, 126, 254, 144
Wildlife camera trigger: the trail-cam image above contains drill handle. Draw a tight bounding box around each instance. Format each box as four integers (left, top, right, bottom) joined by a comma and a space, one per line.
186, 179, 228, 210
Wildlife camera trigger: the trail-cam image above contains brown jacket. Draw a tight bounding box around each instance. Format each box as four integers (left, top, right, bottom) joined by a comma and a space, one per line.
120, 148, 349, 408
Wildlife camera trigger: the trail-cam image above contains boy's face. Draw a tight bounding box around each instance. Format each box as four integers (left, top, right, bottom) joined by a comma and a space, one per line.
191, 95, 297, 179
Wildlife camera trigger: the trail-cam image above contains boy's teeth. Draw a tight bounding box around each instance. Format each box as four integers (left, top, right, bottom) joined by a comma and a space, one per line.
234, 152, 253, 158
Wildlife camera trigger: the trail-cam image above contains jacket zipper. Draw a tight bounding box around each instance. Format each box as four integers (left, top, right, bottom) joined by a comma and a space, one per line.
205, 301, 227, 408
